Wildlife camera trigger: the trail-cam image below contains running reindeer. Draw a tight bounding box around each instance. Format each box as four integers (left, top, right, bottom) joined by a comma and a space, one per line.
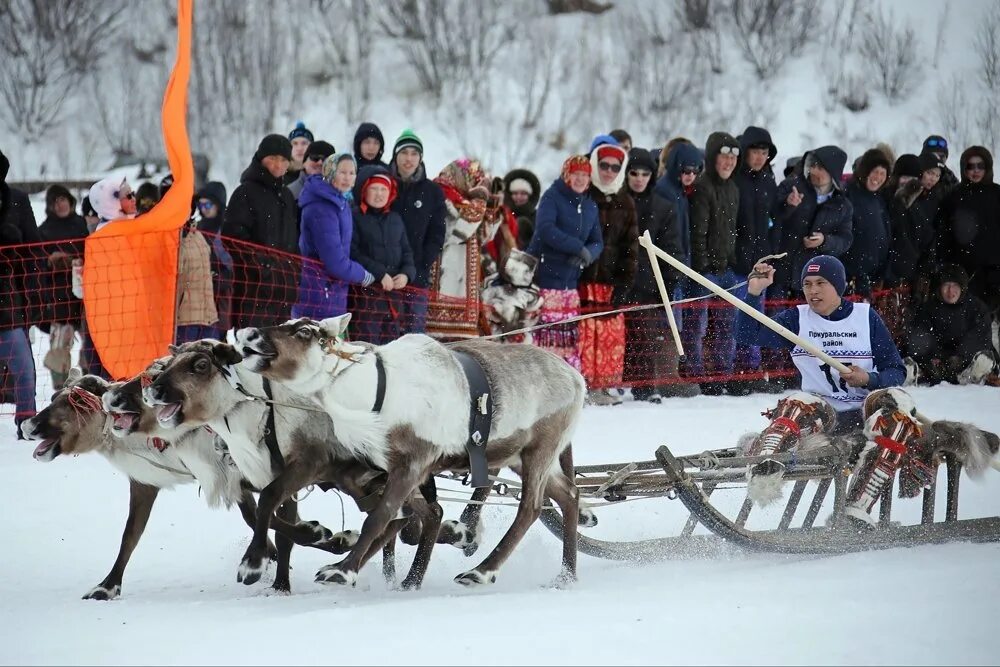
22, 367, 348, 599
141, 339, 477, 591
234, 314, 586, 587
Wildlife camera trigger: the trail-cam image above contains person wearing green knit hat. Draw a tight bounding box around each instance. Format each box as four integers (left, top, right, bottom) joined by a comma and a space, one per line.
388, 128, 445, 332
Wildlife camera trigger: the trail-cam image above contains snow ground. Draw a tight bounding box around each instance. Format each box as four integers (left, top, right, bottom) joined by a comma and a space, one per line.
1, 385, 998, 665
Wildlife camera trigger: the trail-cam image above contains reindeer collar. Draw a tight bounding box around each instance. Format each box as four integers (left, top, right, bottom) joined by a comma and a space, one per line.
317, 337, 386, 412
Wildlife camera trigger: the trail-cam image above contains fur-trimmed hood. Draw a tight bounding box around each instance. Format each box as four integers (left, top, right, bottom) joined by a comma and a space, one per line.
502, 168, 541, 210
960, 146, 994, 184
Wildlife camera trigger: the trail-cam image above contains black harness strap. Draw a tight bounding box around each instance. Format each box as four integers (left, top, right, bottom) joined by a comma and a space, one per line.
452, 350, 493, 488
260, 378, 286, 473
373, 354, 387, 413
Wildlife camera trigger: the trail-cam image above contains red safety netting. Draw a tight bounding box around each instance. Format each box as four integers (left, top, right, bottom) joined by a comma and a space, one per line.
0, 233, 912, 416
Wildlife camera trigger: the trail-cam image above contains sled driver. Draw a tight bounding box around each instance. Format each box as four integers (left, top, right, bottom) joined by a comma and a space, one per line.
734, 255, 924, 527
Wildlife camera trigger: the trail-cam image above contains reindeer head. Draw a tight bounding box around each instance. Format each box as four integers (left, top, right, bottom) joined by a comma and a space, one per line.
142, 340, 244, 429
21, 369, 112, 462
236, 315, 367, 390
103, 357, 171, 437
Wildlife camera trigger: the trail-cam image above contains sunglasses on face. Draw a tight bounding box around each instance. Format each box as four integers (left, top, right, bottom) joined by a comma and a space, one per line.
966, 161, 986, 171
197, 200, 216, 210
628, 170, 652, 178
926, 139, 948, 149
115, 190, 135, 200
598, 161, 622, 173
719, 146, 740, 156
307, 154, 326, 162
681, 167, 702, 176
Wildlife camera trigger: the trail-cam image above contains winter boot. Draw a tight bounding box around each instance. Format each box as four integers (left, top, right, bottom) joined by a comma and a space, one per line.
745, 392, 837, 505
902, 356, 921, 387
655, 334, 700, 398
843, 388, 926, 527
586, 389, 621, 407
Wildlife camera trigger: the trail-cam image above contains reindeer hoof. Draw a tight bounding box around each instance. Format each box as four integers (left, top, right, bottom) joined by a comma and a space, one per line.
82, 584, 121, 601
315, 565, 357, 587
399, 576, 422, 591
551, 568, 577, 589
439, 519, 478, 553
303, 520, 334, 545
454, 569, 496, 587
578, 508, 598, 528
325, 530, 359, 553
265, 582, 291, 596
238, 554, 265, 586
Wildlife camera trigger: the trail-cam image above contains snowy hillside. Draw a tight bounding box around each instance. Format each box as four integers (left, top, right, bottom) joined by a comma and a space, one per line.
0, 0, 995, 192
2, 385, 998, 665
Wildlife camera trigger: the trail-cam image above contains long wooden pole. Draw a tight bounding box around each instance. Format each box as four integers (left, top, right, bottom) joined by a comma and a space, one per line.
640, 232, 685, 356
637, 231, 852, 374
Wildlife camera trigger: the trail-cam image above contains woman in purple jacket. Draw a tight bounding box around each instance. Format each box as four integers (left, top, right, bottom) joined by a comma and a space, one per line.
293, 153, 374, 319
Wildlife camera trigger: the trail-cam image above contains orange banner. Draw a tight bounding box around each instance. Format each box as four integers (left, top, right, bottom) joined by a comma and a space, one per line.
82, 0, 194, 379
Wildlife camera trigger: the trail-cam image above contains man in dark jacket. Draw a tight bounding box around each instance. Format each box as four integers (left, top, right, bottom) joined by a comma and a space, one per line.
688, 131, 741, 393
907, 264, 997, 385
843, 148, 892, 298
388, 129, 446, 333
622, 148, 698, 400
353, 122, 388, 170
936, 146, 1000, 315
730, 127, 779, 393
223, 134, 301, 329
0, 149, 39, 436
922, 134, 959, 196
771, 145, 854, 297
196, 181, 235, 331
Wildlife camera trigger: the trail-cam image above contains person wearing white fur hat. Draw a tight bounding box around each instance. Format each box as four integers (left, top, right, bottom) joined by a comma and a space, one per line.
88, 176, 137, 231
578, 134, 636, 407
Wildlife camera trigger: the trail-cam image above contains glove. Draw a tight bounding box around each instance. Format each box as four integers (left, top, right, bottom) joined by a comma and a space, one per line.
577, 247, 592, 267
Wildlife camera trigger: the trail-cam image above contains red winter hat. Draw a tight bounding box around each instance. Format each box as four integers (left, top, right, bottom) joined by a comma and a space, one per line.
561, 155, 592, 183
361, 173, 398, 211
596, 145, 624, 162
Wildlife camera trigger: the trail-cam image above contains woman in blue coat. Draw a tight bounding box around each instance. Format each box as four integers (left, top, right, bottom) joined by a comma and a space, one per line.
293, 153, 374, 319
526, 155, 603, 370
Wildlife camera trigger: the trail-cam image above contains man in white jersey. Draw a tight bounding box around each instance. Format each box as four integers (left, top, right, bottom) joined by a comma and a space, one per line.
735, 255, 920, 526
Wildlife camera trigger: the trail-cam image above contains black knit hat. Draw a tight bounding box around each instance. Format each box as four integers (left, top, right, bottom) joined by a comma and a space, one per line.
305, 140, 336, 162
254, 134, 293, 162
627, 147, 657, 174
918, 151, 944, 174
81, 196, 97, 218
893, 154, 921, 179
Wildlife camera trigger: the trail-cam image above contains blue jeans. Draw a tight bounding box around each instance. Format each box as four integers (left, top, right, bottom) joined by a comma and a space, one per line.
0, 328, 37, 419
176, 325, 222, 344
687, 268, 741, 378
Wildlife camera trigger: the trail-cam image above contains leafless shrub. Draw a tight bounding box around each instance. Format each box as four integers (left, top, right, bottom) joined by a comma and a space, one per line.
308, 0, 374, 124
828, 69, 871, 113
546, 0, 613, 15
974, 3, 1000, 93
933, 1, 951, 69
0, 0, 125, 137
374, 0, 518, 100
859, 6, 919, 101
729, 0, 820, 80
513, 21, 561, 130
675, 0, 714, 31
190, 0, 293, 156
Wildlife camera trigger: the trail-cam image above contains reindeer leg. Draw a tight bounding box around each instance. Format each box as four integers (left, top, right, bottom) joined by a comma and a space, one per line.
400, 497, 444, 591
84, 479, 159, 601
455, 447, 548, 587
236, 489, 278, 562
238, 467, 309, 587
548, 446, 580, 585
270, 500, 297, 594
315, 465, 425, 587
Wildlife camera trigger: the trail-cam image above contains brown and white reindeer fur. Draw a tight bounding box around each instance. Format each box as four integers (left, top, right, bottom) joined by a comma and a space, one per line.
236, 315, 586, 587
20, 369, 267, 600
142, 340, 464, 591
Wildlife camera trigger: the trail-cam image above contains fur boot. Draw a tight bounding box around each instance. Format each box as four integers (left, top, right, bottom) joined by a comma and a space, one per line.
745, 392, 837, 506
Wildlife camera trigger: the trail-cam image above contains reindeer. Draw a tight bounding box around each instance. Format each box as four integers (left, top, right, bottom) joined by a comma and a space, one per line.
141, 339, 474, 591
233, 315, 585, 588
21, 368, 352, 599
